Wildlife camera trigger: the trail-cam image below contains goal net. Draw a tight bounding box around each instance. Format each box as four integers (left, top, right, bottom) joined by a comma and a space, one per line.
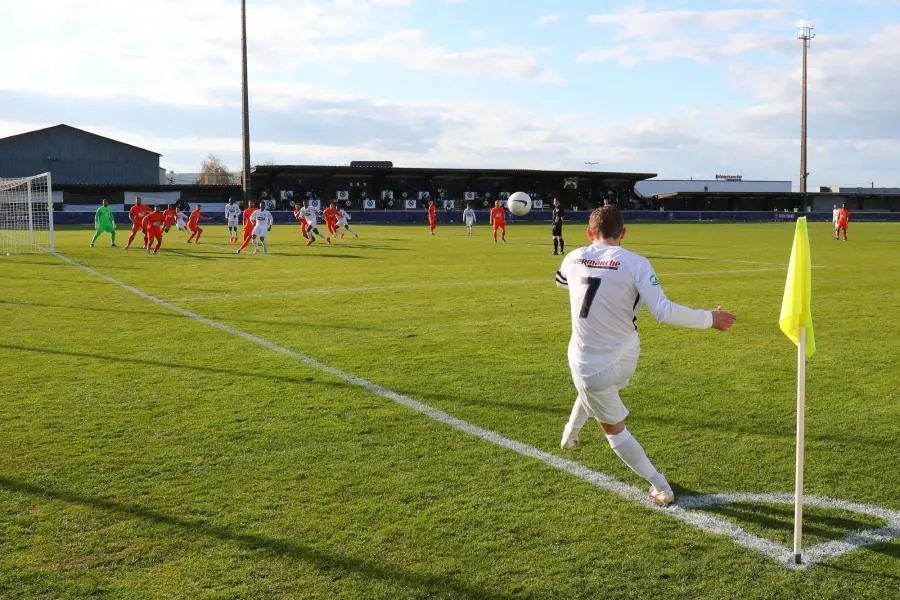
0, 172, 55, 254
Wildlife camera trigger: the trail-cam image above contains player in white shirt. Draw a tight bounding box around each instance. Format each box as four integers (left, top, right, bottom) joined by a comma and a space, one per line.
300, 203, 331, 245
832, 204, 840, 240
462, 204, 476, 236
175, 210, 189, 232
225, 198, 241, 243
556, 206, 736, 507
335, 207, 359, 239
249, 206, 274, 254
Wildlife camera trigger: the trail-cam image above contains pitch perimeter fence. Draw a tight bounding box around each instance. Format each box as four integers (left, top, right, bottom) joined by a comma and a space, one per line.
51, 210, 900, 227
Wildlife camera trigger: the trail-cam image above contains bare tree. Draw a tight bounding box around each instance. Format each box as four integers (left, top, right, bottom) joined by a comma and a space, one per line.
199, 153, 232, 185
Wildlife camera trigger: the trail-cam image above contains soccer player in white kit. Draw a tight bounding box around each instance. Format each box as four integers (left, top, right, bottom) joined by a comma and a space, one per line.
832, 203, 840, 240
335, 207, 359, 239
300, 203, 331, 245
249, 205, 274, 254
175, 210, 189, 233
462, 203, 476, 236
556, 206, 736, 506
225, 198, 241, 243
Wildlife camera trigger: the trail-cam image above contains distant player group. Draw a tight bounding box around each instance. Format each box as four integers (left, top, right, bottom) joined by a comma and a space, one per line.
90, 197, 359, 255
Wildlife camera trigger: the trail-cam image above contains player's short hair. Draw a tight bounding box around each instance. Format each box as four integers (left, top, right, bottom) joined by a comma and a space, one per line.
589, 206, 624, 239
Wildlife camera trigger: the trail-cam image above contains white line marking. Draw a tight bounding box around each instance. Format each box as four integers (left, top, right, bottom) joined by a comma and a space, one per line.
51, 251, 900, 570
166, 268, 809, 303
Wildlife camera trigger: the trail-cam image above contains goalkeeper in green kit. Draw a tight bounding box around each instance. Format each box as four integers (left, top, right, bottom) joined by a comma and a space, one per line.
90, 199, 117, 247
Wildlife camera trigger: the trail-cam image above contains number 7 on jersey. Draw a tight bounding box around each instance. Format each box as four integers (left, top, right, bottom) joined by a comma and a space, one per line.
579, 277, 602, 318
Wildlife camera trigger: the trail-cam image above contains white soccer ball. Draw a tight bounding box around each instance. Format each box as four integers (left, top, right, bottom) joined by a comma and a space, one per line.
507, 191, 532, 216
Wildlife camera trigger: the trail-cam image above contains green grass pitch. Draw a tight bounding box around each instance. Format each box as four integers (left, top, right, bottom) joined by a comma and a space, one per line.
1, 221, 898, 599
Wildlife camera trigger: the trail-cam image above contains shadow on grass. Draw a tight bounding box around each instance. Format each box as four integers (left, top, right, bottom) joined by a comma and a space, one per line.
699, 502, 886, 543
0, 344, 375, 392
0, 300, 384, 331
638, 413, 894, 449
0, 475, 516, 600
0, 299, 187, 320
0, 274, 117, 286
162, 249, 220, 261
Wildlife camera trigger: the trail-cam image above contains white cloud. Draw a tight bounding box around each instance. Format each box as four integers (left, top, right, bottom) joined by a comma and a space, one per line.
0, 0, 562, 110
536, 13, 565, 25
581, 6, 797, 65
578, 32, 795, 65
587, 7, 790, 39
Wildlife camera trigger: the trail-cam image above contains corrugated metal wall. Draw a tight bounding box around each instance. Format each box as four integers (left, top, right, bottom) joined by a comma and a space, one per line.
0, 126, 160, 185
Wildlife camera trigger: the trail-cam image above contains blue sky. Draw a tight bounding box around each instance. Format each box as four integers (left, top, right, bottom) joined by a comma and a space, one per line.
2, 0, 899, 188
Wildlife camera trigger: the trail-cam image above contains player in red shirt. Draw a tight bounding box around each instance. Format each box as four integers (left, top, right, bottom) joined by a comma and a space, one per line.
324, 203, 339, 237
142, 206, 167, 254
124, 197, 151, 250
186, 205, 211, 243
237, 200, 260, 254
162, 205, 177, 233
490, 200, 506, 243
427, 200, 437, 235
836, 204, 850, 241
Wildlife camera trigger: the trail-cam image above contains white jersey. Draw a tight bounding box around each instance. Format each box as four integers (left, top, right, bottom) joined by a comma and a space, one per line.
556, 243, 712, 377
463, 208, 476, 224
300, 206, 317, 227
225, 203, 241, 224
337, 208, 351, 226
250, 209, 273, 234
832, 208, 840, 225
175, 211, 188, 229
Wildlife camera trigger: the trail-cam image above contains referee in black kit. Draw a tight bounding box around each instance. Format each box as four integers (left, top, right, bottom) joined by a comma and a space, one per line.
551, 196, 565, 255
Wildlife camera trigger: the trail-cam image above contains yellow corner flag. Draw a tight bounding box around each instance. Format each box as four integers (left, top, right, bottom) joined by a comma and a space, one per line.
779, 217, 816, 357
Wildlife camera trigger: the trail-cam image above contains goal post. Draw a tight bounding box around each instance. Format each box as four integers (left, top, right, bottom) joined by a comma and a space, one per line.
0, 172, 54, 254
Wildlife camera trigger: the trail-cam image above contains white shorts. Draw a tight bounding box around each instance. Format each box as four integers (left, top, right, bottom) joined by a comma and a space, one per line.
464, 219, 475, 226
336, 219, 348, 228
252, 224, 269, 237
569, 344, 639, 424
228, 219, 239, 228
176, 221, 187, 230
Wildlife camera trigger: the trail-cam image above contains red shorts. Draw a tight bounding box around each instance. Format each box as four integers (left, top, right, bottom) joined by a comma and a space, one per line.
189, 223, 200, 232
838, 221, 848, 229
131, 223, 144, 233
493, 222, 505, 230
146, 228, 163, 241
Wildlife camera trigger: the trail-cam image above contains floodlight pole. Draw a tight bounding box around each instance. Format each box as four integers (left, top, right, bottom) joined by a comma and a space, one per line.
798, 24, 815, 194
241, 0, 252, 203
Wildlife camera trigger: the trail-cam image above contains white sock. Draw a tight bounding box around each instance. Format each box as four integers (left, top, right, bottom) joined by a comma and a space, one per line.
252, 238, 258, 251
262, 239, 268, 253
606, 428, 670, 491
566, 397, 591, 433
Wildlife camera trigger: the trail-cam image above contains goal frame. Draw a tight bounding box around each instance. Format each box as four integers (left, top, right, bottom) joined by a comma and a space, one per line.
0, 171, 55, 254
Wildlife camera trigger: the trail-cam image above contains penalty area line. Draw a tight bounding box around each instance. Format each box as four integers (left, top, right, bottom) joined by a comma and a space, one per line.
51, 251, 898, 571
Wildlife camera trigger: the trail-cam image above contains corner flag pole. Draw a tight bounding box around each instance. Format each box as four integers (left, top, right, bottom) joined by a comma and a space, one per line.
779, 216, 815, 566
793, 327, 806, 564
